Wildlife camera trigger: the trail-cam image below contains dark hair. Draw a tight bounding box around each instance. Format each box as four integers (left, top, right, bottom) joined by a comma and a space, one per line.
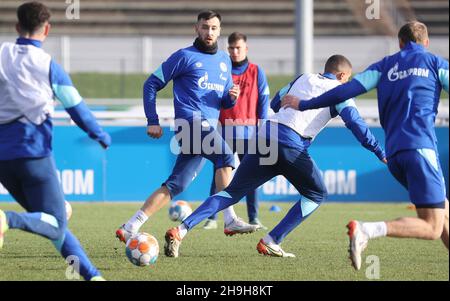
17, 1, 51, 35
197, 10, 221, 22
324, 55, 352, 74
398, 21, 428, 45
228, 32, 247, 44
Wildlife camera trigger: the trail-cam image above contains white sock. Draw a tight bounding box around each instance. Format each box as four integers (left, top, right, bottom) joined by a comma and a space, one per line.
263, 234, 277, 245
178, 223, 188, 239
124, 210, 148, 233
362, 222, 387, 239
223, 206, 238, 225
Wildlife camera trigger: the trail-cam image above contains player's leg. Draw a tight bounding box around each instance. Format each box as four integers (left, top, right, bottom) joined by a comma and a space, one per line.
384, 207, 446, 240
117, 154, 205, 241
145, 155, 206, 216
441, 199, 449, 249
347, 149, 448, 270
0, 157, 103, 280
164, 153, 277, 257
200, 126, 246, 228
1, 160, 38, 249
257, 147, 326, 257
368, 150, 447, 241
238, 153, 265, 229
0, 158, 66, 240
19, 157, 103, 280
203, 170, 218, 229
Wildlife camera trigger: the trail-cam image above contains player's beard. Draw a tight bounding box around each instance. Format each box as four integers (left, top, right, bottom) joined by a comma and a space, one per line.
194, 37, 218, 54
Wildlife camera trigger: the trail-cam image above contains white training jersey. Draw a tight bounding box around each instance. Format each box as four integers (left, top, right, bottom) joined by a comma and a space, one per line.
0, 42, 53, 124
269, 73, 351, 140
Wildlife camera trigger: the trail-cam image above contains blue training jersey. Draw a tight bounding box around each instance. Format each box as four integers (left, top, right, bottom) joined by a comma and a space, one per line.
299, 42, 449, 158
143, 44, 235, 128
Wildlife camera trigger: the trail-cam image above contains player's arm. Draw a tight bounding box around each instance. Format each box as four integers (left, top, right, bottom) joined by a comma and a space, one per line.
282, 62, 383, 111
256, 65, 270, 120
144, 50, 185, 138
222, 83, 239, 109
437, 57, 449, 93
336, 99, 386, 162
221, 60, 239, 109
270, 78, 296, 113
50, 60, 111, 149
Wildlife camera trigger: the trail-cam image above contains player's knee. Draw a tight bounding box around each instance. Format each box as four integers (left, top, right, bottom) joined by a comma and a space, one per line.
314, 186, 328, 204
425, 220, 444, 240
430, 225, 444, 240
40, 213, 67, 240
319, 190, 328, 203
163, 181, 188, 199
47, 225, 66, 241
50, 220, 67, 241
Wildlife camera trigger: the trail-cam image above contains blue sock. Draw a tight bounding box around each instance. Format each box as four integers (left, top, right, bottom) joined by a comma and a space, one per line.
269, 196, 320, 244
53, 229, 101, 281
246, 190, 258, 222
183, 191, 238, 230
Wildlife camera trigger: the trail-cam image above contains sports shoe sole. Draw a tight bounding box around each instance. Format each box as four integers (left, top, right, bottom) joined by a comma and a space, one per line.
256, 239, 295, 257
224, 227, 258, 236
347, 220, 364, 270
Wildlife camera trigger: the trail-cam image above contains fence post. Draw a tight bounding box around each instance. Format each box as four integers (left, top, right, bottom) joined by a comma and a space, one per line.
61, 36, 71, 73
295, 0, 313, 76
120, 58, 126, 98
142, 36, 152, 74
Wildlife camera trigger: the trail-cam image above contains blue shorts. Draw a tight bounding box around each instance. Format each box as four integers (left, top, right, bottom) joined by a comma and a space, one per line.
224, 142, 327, 204
164, 120, 235, 198
388, 149, 446, 208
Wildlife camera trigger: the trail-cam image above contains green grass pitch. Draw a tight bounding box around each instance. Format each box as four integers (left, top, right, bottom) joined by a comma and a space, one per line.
0, 202, 448, 281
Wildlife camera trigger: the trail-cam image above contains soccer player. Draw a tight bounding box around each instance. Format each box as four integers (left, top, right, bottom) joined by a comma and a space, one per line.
204, 32, 270, 230
115, 11, 259, 243
164, 55, 387, 258
282, 21, 449, 270
0, 2, 111, 281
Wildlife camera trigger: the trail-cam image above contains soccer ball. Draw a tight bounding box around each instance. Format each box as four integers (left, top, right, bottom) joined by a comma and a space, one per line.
65, 201, 72, 220
125, 232, 159, 267
169, 200, 192, 222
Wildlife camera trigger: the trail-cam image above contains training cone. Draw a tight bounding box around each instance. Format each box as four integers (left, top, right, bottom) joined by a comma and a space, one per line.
269, 205, 281, 212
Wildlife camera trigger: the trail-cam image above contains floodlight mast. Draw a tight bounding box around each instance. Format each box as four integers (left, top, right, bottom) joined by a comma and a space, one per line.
295, 0, 313, 76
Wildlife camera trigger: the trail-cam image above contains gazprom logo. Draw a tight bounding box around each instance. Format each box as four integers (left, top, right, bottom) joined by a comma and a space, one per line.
198, 72, 225, 92
198, 72, 209, 88
388, 63, 430, 82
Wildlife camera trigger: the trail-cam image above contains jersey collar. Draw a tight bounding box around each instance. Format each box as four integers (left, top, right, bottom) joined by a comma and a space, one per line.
232, 58, 249, 74
321, 72, 337, 80
16, 37, 42, 48
402, 41, 426, 52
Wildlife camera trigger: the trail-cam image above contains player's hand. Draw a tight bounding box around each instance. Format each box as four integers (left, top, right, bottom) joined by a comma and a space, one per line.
382, 158, 388, 164
229, 84, 240, 101
281, 95, 301, 110
147, 125, 163, 139
98, 132, 111, 149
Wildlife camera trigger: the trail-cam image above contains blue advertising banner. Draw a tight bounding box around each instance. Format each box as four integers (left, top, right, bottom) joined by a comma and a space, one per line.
1, 125, 448, 203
